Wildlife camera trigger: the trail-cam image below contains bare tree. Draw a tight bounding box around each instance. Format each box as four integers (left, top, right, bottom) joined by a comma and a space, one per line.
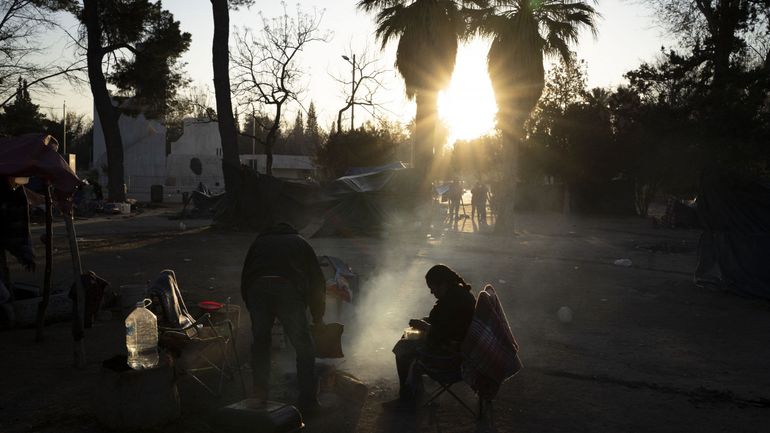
333, 45, 391, 134
231, 2, 329, 176
0, 0, 85, 108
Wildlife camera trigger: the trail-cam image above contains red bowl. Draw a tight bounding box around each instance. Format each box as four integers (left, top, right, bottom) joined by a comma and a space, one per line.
198, 300, 224, 312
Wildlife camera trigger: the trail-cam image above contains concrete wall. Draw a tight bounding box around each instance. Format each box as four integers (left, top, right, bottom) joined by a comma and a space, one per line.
165, 119, 224, 202
93, 108, 167, 201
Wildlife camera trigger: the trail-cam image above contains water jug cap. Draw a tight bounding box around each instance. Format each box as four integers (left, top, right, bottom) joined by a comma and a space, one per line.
135, 298, 152, 308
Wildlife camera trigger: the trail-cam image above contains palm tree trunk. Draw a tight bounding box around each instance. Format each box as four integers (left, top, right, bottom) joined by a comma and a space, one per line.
211, 0, 241, 199
85, 0, 125, 203
414, 90, 438, 185
494, 128, 518, 234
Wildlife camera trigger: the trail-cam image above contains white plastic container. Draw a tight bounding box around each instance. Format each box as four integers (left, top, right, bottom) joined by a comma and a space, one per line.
117, 202, 131, 214
126, 299, 159, 370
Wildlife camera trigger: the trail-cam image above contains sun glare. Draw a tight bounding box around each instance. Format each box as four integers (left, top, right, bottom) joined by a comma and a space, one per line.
438, 39, 498, 147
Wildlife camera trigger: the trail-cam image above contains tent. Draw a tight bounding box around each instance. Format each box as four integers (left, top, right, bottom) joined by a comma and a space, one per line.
0, 134, 87, 363
317, 165, 418, 236
343, 162, 409, 177
694, 171, 770, 300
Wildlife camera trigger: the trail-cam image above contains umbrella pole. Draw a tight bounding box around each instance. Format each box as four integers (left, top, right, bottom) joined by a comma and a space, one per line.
35, 185, 53, 342
65, 211, 86, 368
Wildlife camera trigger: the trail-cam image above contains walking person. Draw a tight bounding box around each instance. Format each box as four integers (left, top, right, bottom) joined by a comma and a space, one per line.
241, 222, 326, 414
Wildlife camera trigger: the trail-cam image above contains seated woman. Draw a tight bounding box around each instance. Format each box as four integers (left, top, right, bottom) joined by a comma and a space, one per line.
384, 264, 476, 410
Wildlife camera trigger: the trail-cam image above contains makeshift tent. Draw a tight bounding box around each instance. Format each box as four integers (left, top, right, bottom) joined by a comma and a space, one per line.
317, 166, 418, 236
343, 162, 409, 177
213, 166, 325, 231
0, 134, 86, 362
694, 171, 770, 300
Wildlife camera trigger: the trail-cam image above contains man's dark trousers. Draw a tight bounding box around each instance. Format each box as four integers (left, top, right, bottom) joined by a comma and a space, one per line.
246, 277, 316, 403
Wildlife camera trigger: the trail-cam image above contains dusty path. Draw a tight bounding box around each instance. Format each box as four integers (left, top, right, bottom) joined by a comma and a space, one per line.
1, 209, 768, 432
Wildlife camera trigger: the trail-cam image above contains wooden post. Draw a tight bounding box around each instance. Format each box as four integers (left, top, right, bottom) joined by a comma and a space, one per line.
65, 211, 86, 368
35, 185, 53, 342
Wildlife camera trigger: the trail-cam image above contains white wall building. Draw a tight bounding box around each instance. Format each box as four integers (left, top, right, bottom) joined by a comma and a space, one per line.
94, 110, 317, 202
166, 119, 225, 201
93, 109, 166, 202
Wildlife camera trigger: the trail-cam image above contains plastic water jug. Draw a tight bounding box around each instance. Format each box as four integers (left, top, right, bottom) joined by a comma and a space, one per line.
126, 299, 159, 370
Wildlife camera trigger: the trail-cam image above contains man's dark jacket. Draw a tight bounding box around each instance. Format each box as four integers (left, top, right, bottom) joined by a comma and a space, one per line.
241, 224, 325, 320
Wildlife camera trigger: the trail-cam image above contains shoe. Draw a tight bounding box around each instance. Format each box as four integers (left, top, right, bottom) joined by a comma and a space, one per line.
381, 397, 416, 412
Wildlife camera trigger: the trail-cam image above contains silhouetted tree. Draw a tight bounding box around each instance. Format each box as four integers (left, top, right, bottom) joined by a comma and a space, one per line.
317, 121, 407, 179
358, 0, 465, 187
78, 0, 191, 201
468, 0, 597, 233
231, 2, 328, 175
0, 0, 84, 108
210, 0, 253, 202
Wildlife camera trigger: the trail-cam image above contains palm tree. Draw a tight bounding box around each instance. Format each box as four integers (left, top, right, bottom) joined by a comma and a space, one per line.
471, 0, 598, 233
358, 0, 465, 184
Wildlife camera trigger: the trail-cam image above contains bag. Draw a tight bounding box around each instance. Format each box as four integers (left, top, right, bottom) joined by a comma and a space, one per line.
311, 322, 344, 358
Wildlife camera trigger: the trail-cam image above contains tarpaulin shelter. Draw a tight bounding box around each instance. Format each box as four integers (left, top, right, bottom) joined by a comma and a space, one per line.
317, 166, 418, 236
213, 166, 325, 231
0, 134, 87, 363
0, 134, 80, 209
694, 171, 770, 300
343, 162, 408, 177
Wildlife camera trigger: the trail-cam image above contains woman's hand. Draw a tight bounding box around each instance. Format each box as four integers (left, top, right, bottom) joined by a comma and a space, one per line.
408, 319, 430, 331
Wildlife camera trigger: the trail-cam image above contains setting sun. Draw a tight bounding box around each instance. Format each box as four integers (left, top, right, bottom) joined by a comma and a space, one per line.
437, 39, 498, 146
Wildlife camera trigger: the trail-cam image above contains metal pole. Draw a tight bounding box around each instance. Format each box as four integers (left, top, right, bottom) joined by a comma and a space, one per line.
66, 212, 86, 368
35, 184, 53, 342
351, 54, 355, 131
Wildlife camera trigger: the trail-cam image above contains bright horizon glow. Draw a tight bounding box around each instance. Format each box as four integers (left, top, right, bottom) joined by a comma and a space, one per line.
438, 39, 497, 147
34, 1, 664, 138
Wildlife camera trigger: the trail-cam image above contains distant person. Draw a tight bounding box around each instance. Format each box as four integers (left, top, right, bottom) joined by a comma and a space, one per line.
448, 180, 462, 223
383, 264, 476, 410
471, 181, 490, 225
241, 222, 326, 413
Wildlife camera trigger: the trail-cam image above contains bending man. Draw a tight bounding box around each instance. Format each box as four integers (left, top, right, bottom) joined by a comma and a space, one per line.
241, 222, 325, 411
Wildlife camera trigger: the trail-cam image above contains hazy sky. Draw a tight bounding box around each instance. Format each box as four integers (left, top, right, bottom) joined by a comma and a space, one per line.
35, 0, 665, 144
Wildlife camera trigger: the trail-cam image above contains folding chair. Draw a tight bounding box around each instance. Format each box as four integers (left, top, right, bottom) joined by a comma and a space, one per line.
159, 312, 245, 397
416, 350, 483, 419
147, 270, 246, 397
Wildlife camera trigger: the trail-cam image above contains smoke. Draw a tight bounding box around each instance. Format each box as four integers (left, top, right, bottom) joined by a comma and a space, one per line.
340, 238, 436, 382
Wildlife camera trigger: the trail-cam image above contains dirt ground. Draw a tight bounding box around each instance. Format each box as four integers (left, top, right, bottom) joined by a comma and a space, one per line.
1, 204, 769, 433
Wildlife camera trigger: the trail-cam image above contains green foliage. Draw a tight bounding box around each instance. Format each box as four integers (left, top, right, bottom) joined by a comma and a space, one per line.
471, 0, 599, 128
449, 134, 503, 181
316, 122, 408, 180
0, 78, 45, 136
305, 101, 322, 152
78, 0, 192, 118
359, 0, 464, 97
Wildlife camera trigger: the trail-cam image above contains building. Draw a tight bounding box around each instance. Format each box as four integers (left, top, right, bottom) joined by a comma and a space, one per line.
92, 109, 166, 202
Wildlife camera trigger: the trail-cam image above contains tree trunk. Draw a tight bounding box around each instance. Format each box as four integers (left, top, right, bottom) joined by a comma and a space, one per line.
211, 0, 241, 198
494, 128, 518, 235
84, 0, 125, 202
414, 90, 437, 185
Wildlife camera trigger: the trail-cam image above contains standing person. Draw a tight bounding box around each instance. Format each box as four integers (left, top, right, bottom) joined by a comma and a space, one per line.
470, 181, 481, 223
241, 222, 326, 413
384, 264, 476, 410
448, 180, 462, 223
472, 181, 490, 226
